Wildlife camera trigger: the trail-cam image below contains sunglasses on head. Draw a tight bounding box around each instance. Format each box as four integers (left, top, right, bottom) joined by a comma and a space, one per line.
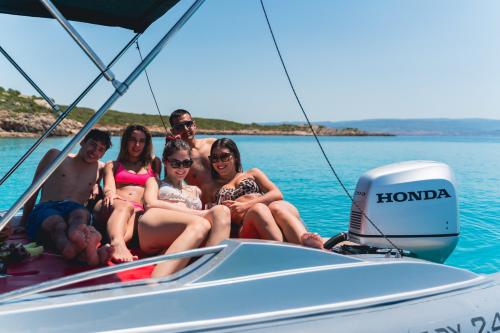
172, 121, 195, 132
209, 153, 232, 163
167, 159, 193, 169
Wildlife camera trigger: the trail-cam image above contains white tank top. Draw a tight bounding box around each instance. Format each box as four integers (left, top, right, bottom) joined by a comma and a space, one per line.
158, 180, 202, 210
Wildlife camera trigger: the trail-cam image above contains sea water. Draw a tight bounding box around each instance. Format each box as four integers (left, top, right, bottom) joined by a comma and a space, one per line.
0, 135, 498, 274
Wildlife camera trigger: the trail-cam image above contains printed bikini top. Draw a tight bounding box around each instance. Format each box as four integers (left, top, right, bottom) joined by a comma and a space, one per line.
215, 178, 261, 204
158, 181, 203, 210
114, 162, 155, 187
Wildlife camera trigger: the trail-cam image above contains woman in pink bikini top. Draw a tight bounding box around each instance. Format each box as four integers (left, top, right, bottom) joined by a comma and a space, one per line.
94, 124, 160, 264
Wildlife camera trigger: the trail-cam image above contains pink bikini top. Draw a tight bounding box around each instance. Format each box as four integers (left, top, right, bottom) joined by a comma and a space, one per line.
114, 162, 155, 187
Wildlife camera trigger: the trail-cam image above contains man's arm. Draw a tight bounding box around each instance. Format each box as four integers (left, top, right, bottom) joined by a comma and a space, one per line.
20, 149, 60, 226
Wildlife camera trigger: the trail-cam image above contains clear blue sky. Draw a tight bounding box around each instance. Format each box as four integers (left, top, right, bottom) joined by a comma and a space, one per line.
1, 0, 500, 123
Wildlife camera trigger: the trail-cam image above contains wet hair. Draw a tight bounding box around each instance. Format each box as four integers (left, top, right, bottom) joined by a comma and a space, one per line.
169, 109, 191, 126
210, 138, 243, 179
82, 129, 112, 150
163, 137, 191, 162
117, 124, 153, 167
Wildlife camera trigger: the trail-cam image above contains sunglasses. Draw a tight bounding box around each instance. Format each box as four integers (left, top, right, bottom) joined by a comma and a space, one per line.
172, 121, 195, 132
209, 153, 232, 163
167, 159, 193, 169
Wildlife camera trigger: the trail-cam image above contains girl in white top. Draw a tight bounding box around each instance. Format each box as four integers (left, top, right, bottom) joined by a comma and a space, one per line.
139, 137, 230, 277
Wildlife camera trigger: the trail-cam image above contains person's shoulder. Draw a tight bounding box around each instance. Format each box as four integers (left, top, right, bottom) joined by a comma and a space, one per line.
45, 148, 61, 158
247, 167, 263, 175
39, 148, 61, 165
200, 137, 217, 146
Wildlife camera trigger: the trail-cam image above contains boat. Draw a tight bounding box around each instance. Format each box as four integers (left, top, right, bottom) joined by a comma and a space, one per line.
0, 1, 499, 332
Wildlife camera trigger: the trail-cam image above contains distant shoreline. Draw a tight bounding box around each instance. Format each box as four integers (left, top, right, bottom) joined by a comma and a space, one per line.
0, 128, 395, 138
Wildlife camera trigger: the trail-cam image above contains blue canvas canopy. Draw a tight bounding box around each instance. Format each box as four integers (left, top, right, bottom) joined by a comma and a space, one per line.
0, 0, 180, 32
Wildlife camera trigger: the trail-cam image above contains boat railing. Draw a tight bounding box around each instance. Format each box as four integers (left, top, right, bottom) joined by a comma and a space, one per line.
0, 244, 227, 304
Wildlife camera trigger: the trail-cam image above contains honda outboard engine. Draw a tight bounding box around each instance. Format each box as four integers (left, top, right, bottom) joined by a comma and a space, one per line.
348, 161, 459, 263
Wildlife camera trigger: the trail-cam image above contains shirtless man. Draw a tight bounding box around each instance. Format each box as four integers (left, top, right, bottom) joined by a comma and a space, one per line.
21, 129, 113, 266
169, 109, 217, 205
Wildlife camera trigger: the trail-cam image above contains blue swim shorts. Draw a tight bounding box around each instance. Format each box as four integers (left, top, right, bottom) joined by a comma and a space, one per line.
26, 200, 89, 241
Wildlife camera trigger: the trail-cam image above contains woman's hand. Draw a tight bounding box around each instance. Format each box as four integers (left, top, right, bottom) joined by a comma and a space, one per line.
222, 200, 251, 223
103, 191, 119, 207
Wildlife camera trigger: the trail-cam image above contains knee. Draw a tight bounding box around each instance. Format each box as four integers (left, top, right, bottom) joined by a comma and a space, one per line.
70, 208, 90, 222
41, 215, 66, 232
212, 205, 231, 222
189, 218, 211, 241
212, 204, 230, 216
268, 201, 286, 218
248, 203, 269, 216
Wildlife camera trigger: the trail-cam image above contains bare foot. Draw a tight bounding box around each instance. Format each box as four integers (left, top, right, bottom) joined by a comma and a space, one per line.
111, 242, 138, 263
61, 224, 88, 259
97, 244, 114, 265
83, 226, 103, 266
301, 232, 324, 250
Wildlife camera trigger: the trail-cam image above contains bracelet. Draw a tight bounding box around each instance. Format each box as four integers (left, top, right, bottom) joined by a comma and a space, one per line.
104, 189, 115, 195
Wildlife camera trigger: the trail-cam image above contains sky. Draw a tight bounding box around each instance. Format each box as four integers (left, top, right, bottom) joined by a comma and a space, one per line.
1, 0, 500, 123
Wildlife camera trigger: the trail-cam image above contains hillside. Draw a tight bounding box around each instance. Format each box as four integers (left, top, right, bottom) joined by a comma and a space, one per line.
0, 86, 381, 137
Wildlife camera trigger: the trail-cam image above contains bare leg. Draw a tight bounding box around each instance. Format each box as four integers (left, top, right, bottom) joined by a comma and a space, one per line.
68, 209, 107, 265
107, 200, 138, 263
202, 205, 231, 246
138, 208, 211, 278
269, 201, 323, 249
92, 199, 111, 238
41, 215, 87, 259
240, 203, 283, 241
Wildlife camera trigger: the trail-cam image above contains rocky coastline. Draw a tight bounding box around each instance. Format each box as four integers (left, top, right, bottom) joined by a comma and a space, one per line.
0, 109, 392, 138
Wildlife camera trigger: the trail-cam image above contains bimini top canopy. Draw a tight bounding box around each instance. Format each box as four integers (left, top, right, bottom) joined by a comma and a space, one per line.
0, 0, 180, 33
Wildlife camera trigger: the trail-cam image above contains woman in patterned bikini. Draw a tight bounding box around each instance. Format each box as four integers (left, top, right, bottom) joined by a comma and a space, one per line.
210, 138, 323, 249
94, 124, 161, 263
139, 137, 231, 277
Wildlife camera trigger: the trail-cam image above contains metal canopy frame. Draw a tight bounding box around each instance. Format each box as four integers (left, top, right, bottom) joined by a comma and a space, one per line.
0, 45, 59, 113
39, 0, 118, 86
0, 0, 207, 230
0, 32, 140, 187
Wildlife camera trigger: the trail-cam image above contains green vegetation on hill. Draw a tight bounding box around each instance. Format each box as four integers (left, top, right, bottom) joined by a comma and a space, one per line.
1, 86, 321, 132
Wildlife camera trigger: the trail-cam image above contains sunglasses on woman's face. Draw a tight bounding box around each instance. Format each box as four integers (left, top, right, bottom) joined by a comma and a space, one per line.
167, 159, 193, 169
172, 120, 195, 132
209, 153, 232, 163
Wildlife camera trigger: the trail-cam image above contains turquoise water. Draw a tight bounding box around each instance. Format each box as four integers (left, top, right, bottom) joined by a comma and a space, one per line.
0, 135, 499, 274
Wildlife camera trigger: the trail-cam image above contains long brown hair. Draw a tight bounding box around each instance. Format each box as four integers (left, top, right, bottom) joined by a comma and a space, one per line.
117, 125, 153, 167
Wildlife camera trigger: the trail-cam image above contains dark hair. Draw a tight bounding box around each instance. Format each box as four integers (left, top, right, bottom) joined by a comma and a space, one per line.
163, 138, 191, 161
117, 125, 153, 167
82, 129, 112, 150
210, 138, 243, 179
169, 109, 191, 126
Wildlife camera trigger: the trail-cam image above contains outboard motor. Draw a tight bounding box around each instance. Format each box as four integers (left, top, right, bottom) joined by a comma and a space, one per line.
348, 161, 459, 263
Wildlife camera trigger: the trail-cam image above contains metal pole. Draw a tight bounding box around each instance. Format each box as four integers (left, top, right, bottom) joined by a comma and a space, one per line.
0, 0, 206, 230
0, 45, 59, 112
0, 33, 140, 187
38, 0, 118, 86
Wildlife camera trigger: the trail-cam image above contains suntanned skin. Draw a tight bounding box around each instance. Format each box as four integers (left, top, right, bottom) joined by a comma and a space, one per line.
21, 138, 113, 265
170, 114, 217, 205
